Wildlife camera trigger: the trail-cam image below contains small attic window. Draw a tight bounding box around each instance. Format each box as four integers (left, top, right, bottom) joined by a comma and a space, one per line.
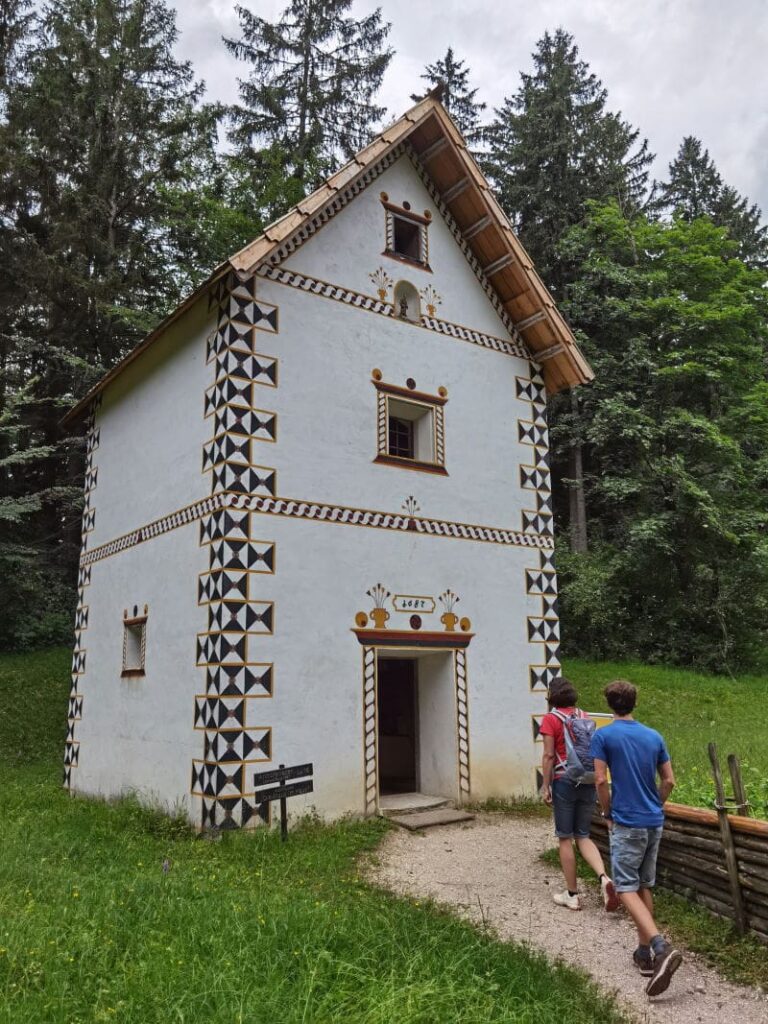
381, 193, 431, 271
393, 217, 421, 262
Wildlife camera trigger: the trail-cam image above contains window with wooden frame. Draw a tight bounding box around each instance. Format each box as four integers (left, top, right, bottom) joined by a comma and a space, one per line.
373, 375, 448, 475
122, 605, 148, 677
380, 192, 432, 270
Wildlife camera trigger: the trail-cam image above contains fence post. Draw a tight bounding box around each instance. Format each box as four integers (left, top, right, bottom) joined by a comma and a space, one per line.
727, 754, 750, 817
708, 742, 747, 935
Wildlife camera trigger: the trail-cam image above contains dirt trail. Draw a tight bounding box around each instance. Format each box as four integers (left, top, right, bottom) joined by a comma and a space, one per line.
372, 813, 768, 1024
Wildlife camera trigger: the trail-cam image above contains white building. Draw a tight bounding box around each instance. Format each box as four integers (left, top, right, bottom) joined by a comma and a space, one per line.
63, 96, 592, 829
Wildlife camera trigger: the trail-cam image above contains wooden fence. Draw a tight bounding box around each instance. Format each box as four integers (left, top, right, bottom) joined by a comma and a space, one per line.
591, 803, 768, 944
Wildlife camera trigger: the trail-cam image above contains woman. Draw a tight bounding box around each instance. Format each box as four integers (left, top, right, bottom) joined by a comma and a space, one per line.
540, 677, 619, 912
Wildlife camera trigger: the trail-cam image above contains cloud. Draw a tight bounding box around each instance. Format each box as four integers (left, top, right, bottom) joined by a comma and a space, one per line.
173, 0, 768, 212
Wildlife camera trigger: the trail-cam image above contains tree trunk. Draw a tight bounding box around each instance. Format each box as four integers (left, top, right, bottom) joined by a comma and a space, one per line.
568, 389, 588, 554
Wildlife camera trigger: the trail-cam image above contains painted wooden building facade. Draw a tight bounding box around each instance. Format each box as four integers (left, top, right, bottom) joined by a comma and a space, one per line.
63, 96, 592, 829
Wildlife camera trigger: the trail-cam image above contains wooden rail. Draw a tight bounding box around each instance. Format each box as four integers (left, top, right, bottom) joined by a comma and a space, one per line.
591, 805, 768, 944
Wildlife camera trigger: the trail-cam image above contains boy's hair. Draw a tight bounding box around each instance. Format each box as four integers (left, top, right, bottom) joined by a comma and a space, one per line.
604, 680, 637, 716
547, 677, 578, 709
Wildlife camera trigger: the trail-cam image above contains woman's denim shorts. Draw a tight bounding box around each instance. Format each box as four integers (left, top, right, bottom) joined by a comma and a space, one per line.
552, 777, 597, 838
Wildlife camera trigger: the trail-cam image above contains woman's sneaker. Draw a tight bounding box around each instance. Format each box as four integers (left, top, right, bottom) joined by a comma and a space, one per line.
645, 942, 683, 996
632, 948, 654, 976
600, 876, 620, 912
553, 891, 581, 911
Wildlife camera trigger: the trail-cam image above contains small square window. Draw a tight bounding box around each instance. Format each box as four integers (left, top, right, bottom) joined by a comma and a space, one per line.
387, 398, 434, 463
393, 216, 423, 262
122, 613, 147, 677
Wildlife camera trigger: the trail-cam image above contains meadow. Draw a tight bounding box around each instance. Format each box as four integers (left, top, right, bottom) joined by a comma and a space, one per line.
565, 658, 768, 816
0, 648, 622, 1024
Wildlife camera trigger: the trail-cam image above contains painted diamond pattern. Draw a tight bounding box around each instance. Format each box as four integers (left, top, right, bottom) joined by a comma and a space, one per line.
229, 295, 279, 332
64, 741, 80, 766
204, 377, 253, 417
527, 617, 560, 643
520, 465, 551, 491
199, 570, 249, 605
522, 510, 554, 536
207, 600, 273, 633
196, 632, 248, 666
210, 462, 276, 495
525, 570, 558, 595
75, 605, 89, 630
194, 696, 246, 730
191, 762, 247, 798
214, 403, 279, 439
208, 539, 276, 573
518, 421, 549, 448
206, 663, 273, 697
203, 728, 271, 763
68, 695, 83, 719
203, 433, 251, 472
202, 796, 269, 831
199, 509, 251, 545
529, 664, 561, 691
215, 349, 278, 387
72, 649, 86, 674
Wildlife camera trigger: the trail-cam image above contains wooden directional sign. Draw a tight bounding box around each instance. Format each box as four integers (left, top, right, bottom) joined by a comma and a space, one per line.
253, 763, 313, 787
257, 780, 314, 803
254, 762, 314, 841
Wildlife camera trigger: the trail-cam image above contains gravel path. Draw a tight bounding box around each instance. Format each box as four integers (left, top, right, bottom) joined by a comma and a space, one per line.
372, 814, 768, 1024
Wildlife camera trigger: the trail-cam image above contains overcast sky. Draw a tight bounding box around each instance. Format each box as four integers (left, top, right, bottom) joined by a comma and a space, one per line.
173, 0, 768, 214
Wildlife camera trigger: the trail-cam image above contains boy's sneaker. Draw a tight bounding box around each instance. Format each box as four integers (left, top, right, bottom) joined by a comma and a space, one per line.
601, 876, 620, 912
632, 948, 654, 976
645, 942, 683, 996
553, 891, 581, 911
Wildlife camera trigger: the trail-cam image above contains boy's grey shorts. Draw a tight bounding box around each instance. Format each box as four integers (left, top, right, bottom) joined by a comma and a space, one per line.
610, 824, 663, 892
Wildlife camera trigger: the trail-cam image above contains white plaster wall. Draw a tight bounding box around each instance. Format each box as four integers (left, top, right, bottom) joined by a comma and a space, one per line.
418, 653, 459, 799
283, 156, 512, 339
233, 512, 547, 820
73, 522, 208, 815
88, 298, 215, 547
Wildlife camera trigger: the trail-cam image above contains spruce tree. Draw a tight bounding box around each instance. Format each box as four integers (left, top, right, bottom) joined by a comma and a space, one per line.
659, 136, 768, 265
411, 47, 486, 144
0, 0, 222, 646
484, 29, 653, 555
225, 0, 393, 190
484, 29, 653, 289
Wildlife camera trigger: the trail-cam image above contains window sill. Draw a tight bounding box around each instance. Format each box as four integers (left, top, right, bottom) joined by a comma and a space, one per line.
121, 668, 146, 678
382, 250, 432, 273
374, 454, 448, 476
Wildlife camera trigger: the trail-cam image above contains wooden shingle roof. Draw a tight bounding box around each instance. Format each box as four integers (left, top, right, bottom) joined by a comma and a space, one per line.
64, 94, 591, 425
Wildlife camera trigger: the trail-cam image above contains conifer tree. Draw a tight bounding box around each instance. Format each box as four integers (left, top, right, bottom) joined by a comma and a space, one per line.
659, 136, 768, 266
411, 47, 486, 143
225, 0, 392, 191
484, 29, 653, 289
0, 0, 223, 647
485, 29, 654, 554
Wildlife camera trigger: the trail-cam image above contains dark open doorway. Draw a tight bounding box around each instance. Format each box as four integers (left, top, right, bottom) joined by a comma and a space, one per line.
377, 658, 418, 794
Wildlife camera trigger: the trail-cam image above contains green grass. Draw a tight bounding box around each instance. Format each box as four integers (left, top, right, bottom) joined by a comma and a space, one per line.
540, 846, 768, 989
0, 648, 627, 1024
564, 658, 768, 815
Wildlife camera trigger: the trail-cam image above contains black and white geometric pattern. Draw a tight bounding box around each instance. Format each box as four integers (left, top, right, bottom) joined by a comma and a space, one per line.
194, 273, 279, 830
206, 663, 273, 698
65, 394, 100, 790
526, 549, 562, 692
213, 349, 278, 388
210, 463, 276, 496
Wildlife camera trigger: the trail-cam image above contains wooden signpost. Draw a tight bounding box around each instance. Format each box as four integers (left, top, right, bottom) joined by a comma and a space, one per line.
254, 763, 314, 842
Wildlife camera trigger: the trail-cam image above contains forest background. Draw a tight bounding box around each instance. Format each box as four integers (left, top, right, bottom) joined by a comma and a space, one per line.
1, 0, 766, 673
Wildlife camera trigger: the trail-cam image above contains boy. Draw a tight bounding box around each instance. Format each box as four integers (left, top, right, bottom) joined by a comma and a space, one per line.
591, 680, 681, 997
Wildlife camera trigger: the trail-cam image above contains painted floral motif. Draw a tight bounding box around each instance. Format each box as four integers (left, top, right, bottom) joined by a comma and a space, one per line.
366, 583, 392, 629
402, 496, 421, 516
369, 267, 393, 300
420, 284, 442, 317
439, 589, 461, 632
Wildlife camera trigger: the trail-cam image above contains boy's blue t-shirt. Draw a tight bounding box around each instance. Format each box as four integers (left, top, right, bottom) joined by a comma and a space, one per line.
590, 719, 670, 828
